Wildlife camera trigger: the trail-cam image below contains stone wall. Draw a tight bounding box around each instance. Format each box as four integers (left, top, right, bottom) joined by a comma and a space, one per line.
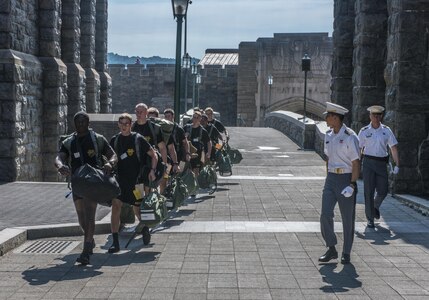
238, 33, 332, 127
0, 0, 111, 182
264, 111, 316, 150
333, 0, 429, 194
108, 63, 238, 126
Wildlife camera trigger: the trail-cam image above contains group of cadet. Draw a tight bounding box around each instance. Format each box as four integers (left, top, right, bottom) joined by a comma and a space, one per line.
54, 105, 228, 266
319, 102, 399, 265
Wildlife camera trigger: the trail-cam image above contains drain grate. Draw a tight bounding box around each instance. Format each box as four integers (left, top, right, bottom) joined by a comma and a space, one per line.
14, 240, 80, 254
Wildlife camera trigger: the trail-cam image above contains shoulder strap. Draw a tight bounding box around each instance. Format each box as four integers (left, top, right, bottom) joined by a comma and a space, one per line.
172, 124, 178, 145
148, 121, 158, 146
114, 134, 120, 155
89, 130, 103, 167
209, 125, 214, 137
134, 133, 140, 163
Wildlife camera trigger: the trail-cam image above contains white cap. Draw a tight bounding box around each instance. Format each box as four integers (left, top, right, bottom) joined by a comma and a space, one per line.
323, 102, 349, 116
367, 105, 385, 113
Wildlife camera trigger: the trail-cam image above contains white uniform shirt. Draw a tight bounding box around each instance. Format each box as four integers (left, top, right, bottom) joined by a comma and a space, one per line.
324, 124, 360, 173
358, 123, 398, 157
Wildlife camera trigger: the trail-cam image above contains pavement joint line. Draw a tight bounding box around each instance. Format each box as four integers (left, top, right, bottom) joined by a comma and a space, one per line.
155, 220, 429, 233
219, 175, 326, 180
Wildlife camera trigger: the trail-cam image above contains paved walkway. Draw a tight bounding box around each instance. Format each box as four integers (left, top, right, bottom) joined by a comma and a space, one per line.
1, 127, 428, 299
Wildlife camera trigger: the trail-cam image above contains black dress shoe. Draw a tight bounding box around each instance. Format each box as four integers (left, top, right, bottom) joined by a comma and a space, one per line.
318, 247, 338, 262
367, 220, 375, 228
341, 253, 350, 264
374, 208, 380, 220
108, 244, 120, 254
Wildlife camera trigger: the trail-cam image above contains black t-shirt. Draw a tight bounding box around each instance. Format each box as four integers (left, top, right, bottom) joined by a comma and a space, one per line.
172, 124, 186, 148
209, 119, 226, 134
131, 121, 164, 147
110, 133, 152, 184
204, 124, 222, 144
184, 124, 210, 153
59, 132, 112, 173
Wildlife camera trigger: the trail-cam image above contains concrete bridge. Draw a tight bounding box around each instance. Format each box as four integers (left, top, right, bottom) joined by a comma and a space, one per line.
0, 126, 428, 299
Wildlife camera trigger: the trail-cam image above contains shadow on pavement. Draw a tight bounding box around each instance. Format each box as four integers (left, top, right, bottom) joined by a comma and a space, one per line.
319, 263, 362, 293
355, 225, 400, 246
21, 250, 160, 286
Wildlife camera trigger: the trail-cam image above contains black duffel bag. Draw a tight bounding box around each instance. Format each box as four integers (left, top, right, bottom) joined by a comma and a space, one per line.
71, 163, 120, 206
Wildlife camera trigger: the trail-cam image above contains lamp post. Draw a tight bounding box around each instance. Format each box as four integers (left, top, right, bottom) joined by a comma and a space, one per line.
196, 73, 201, 108
171, 0, 189, 124
267, 74, 273, 112
191, 62, 198, 107
182, 53, 191, 112
301, 54, 311, 123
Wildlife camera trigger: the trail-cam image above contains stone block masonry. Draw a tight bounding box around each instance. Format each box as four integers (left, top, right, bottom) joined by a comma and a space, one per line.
0, 0, 111, 182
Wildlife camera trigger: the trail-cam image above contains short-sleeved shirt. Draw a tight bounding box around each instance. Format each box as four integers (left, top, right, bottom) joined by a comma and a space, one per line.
358, 123, 398, 157
59, 131, 112, 174
110, 132, 152, 204
208, 119, 226, 134
324, 124, 360, 173
131, 121, 165, 147
204, 124, 222, 144
172, 124, 186, 154
183, 124, 210, 153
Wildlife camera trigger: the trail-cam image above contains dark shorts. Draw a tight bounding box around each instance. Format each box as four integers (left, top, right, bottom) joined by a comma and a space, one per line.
190, 154, 202, 169
117, 181, 139, 206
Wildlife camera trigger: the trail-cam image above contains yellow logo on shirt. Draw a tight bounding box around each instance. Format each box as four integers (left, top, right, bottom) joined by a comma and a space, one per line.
144, 136, 151, 142
87, 149, 95, 157
127, 148, 134, 157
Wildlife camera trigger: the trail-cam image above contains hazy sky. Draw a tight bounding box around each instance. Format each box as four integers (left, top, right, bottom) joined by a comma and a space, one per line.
108, 0, 334, 59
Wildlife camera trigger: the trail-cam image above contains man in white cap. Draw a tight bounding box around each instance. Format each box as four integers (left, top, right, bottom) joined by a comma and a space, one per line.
319, 102, 360, 264
358, 105, 399, 228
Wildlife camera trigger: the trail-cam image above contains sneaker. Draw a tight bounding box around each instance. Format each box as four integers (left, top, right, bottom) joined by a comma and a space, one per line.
76, 252, 90, 266
107, 244, 120, 254
142, 226, 151, 245
208, 184, 216, 195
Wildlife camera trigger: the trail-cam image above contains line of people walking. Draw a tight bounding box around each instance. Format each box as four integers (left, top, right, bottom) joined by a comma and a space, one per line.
55, 105, 229, 266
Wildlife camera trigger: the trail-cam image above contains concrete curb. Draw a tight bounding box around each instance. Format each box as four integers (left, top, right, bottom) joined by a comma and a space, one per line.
0, 213, 112, 257
394, 194, 429, 216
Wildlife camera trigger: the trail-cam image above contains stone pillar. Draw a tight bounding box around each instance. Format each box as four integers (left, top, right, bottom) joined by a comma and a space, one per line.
61, 0, 86, 129
39, 0, 68, 181
95, 0, 112, 113
80, 0, 100, 113
331, 0, 355, 126
237, 42, 258, 127
352, 0, 387, 131
385, 0, 429, 194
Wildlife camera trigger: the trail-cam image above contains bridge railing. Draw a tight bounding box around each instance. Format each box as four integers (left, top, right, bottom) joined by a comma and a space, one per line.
264, 110, 328, 159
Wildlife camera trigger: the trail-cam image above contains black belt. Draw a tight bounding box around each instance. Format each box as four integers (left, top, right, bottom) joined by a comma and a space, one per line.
363, 154, 388, 162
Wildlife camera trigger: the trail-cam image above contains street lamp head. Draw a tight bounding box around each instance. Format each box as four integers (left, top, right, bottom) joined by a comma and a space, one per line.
171, 0, 189, 17
302, 53, 311, 72
182, 53, 191, 69
191, 62, 198, 75
196, 73, 202, 84
268, 74, 273, 86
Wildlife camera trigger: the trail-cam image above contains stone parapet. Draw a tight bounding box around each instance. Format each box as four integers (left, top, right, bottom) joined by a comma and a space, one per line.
264, 111, 316, 150
84, 68, 100, 113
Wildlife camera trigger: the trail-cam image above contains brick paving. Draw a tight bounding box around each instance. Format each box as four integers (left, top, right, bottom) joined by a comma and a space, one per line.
0, 127, 428, 299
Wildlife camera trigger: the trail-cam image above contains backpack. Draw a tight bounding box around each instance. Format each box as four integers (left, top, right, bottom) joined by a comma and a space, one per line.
197, 165, 217, 190
140, 190, 168, 228
179, 167, 198, 195
61, 130, 106, 167
226, 144, 243, 165
216, 149, 232, 176
149, 117, 175, 145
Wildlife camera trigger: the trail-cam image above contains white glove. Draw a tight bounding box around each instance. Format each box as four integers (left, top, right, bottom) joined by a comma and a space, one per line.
392, 166, 399, 174
341, 186, 354, 198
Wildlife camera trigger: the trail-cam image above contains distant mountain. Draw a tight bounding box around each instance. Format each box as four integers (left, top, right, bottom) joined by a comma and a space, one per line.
108, 53, 175, 65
